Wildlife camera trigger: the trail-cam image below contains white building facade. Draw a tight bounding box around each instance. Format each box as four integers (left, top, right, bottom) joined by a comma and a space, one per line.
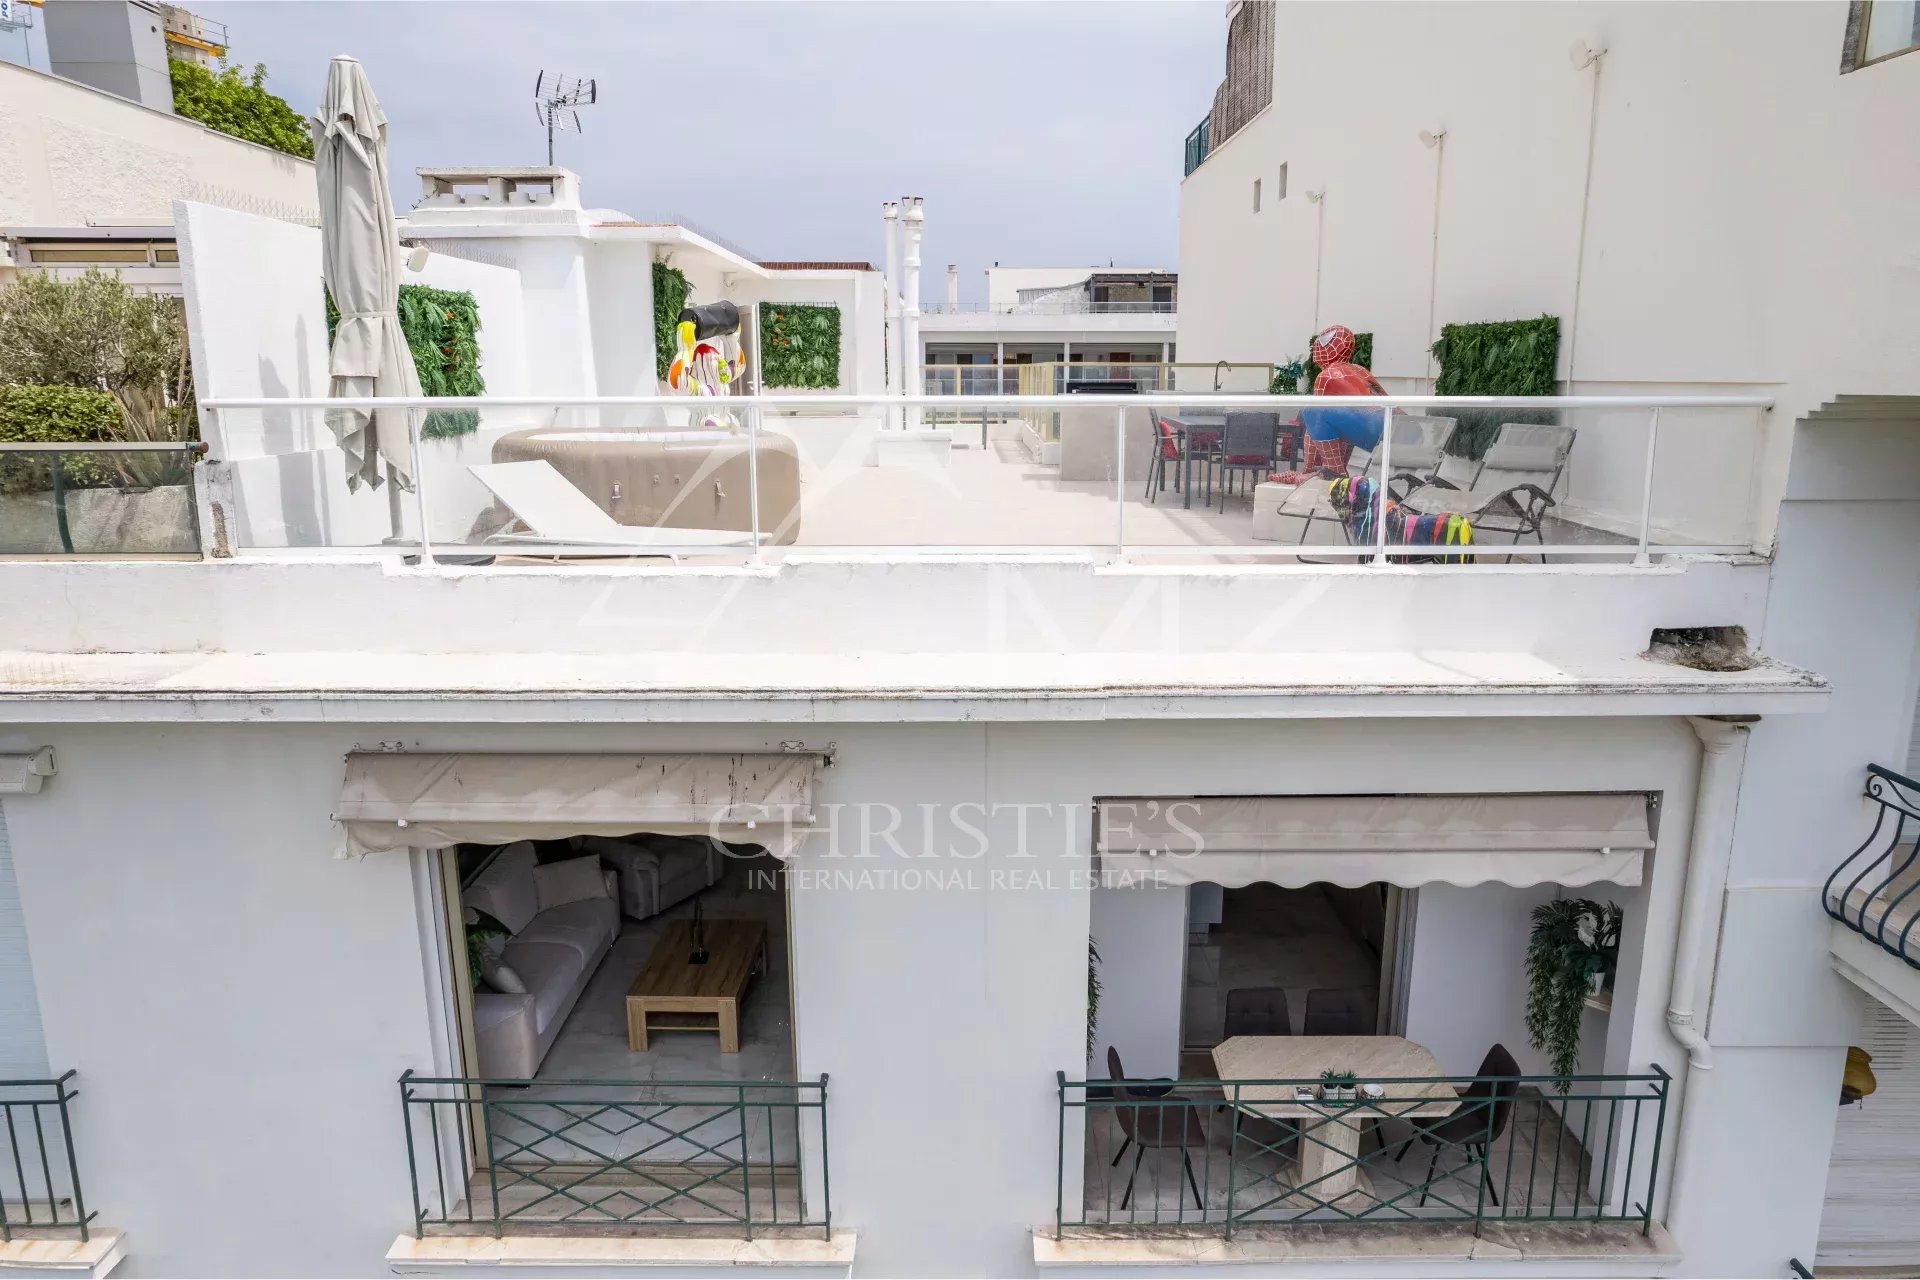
0, 4, 1917, 1279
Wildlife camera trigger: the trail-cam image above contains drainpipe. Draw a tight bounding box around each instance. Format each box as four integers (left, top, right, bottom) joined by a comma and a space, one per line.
902, 196, 925, 430
1663, 715, 1753, 1230
882, 201, 901, 431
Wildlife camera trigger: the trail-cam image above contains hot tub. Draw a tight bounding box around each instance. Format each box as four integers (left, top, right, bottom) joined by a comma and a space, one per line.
492, 425, 801, 544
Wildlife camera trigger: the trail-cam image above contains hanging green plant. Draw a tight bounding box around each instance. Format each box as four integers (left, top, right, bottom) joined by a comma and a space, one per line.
1525, 898, 1622, 1087
653, 262, 690, 381
758, 302, 842, 390
323, 284, 485, 438
1430, 315, 1560, 458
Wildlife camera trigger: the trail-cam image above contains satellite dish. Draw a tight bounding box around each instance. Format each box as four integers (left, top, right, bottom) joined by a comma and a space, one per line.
1569, 38, 1606, 69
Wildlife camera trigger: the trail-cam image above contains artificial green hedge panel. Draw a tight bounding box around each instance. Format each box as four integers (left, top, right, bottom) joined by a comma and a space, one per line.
653, 263, 689, 381
1431, 315, 1560, 458
758, 302, 841, 390
324, 284, 486, 439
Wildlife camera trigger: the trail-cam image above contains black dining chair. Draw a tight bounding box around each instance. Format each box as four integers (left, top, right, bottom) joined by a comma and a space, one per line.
1303, 986, 1377, 1036
1394, 1042, 1522, 1206
1224, 987, 1292, 1038
1214, 412, 1280, 509
1106, 1046, 1210, 1209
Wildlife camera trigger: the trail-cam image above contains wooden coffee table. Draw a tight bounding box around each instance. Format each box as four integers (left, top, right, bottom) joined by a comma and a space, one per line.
625, 918, 767, 1054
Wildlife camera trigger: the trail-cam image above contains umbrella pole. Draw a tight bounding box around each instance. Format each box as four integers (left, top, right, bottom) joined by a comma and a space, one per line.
385, 464, 406, 543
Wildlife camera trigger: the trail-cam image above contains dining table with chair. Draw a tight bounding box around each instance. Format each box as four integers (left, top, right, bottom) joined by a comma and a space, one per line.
1148, 410, 1301, 511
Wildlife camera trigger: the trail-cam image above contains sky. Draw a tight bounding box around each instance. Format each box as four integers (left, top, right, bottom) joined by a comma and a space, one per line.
188, 1, 1223, 303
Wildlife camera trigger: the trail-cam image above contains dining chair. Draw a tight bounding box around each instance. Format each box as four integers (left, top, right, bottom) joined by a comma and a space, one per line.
1223, 987, 1292, 1038
1303, 986, 1377, 1036
1106, 1046, 1210, 1210
1212, 412, 1280, 509
1393, 1042, 1522, 1206
1144, 411, 1186, 504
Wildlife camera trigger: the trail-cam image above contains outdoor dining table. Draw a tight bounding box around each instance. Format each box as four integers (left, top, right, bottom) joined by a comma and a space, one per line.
1171, 413, 1299, 510
1211, 1034, 1459, 1209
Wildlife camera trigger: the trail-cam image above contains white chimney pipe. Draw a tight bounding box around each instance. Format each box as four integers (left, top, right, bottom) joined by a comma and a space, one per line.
902, 196, 925, 430
946, 263, 959, 312
881, 201, 902, 429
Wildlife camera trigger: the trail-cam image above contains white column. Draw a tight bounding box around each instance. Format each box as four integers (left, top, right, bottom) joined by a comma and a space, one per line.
881, 202, 901, 431
995, 339, 1005, 395
902, 196, 925, 430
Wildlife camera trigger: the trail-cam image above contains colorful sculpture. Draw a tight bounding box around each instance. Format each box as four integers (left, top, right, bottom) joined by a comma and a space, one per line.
666, 300, 748, 429
1300, 324, 1389, 455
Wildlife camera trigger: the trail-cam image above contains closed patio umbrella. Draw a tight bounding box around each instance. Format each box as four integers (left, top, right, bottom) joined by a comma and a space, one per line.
314, 54, 420, 518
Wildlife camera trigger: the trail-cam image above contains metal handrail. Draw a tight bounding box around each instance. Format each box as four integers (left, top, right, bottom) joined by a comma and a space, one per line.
0, 441, 207, 453
1056, 1067, 1669, 1239
1822, 764, 1920, 968
0, 1072, 93, 1243
398, 1071, 830, 1240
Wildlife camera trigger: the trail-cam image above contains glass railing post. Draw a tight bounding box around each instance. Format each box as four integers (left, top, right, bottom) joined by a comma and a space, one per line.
1372, 405, 1392, 565
748, 403, 764, 561
1114, 406, 1128, 557
406, 407, 431, 564
1635, 407, 1660, 566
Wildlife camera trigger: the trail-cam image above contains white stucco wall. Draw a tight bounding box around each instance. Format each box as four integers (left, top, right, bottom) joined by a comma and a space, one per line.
0, 711, 1724, 1277
177, 202, 543, 548
735, 270, 885, 398
0, 60, 317, 227
1175, 1, 1920, 550
1402, 883, 1559, 1078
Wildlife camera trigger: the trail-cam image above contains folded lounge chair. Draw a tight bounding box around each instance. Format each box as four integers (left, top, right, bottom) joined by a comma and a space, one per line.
470, 460, 758, 556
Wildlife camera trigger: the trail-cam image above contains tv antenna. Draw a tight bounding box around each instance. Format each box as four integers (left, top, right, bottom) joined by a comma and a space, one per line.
533, 71, 597, 165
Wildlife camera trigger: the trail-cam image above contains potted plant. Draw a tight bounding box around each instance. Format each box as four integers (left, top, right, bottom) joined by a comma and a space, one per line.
1319, 1068, 1359, 1103
1525, 898, 1624, 1085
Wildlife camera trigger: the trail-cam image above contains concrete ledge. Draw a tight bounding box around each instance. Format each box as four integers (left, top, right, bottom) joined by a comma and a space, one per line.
386, 1231, 856, 1272
1033, 1222, 1680, 1272
0, 1230, 126, 1278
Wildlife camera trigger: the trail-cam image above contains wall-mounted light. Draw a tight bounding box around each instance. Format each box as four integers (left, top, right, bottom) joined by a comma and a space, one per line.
0, 748, 56, 795
1305, 189, 1325, 204
1419, 129, 1447, 149
1569, 37, 1608, 70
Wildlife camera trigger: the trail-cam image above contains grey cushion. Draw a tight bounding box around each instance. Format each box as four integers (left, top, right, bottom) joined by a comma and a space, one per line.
464, 841, 540, 934
518, 898, 620, 963
533, 854, 610, 911
501, 939, 585, 1035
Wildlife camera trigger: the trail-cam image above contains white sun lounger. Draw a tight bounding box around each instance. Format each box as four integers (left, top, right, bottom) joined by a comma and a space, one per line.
470, 460, 757, 555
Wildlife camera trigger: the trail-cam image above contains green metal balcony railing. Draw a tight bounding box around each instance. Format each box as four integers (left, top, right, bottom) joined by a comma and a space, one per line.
1824, 764, 1920, 970
1183, 116, 1211, 176
399, 1072, 830, 1238
0, 1073, 93, 1242
1056, 1068, 1669, 1237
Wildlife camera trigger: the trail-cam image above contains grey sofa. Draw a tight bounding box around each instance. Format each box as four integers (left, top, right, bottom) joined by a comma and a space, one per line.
463, 841, 621, 1079
574, 833, 723, 921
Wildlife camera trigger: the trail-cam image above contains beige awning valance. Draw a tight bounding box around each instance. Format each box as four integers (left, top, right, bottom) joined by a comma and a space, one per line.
334, 751, 819, 858
1096, 793, 1652, 889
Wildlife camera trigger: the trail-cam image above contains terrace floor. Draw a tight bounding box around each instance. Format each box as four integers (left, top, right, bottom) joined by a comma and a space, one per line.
783, 430, 1631, 556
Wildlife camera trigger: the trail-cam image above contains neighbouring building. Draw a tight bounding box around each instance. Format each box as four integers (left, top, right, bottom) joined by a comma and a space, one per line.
0, 1, 314, 294
921, 264, 1183, 396
0, 5, 1917, 1280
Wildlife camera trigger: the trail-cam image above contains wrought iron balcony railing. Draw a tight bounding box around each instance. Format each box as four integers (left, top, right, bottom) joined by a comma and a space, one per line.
1824, 764, 1920, 968
0, 1072, 93, 1242
1055, 1069, 1669, 1237
399, 1072, 830, 1239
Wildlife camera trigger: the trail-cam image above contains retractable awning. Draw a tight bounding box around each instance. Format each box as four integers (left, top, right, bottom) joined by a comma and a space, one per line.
1096, 793, 1652, 889
333, 751, 819, 858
